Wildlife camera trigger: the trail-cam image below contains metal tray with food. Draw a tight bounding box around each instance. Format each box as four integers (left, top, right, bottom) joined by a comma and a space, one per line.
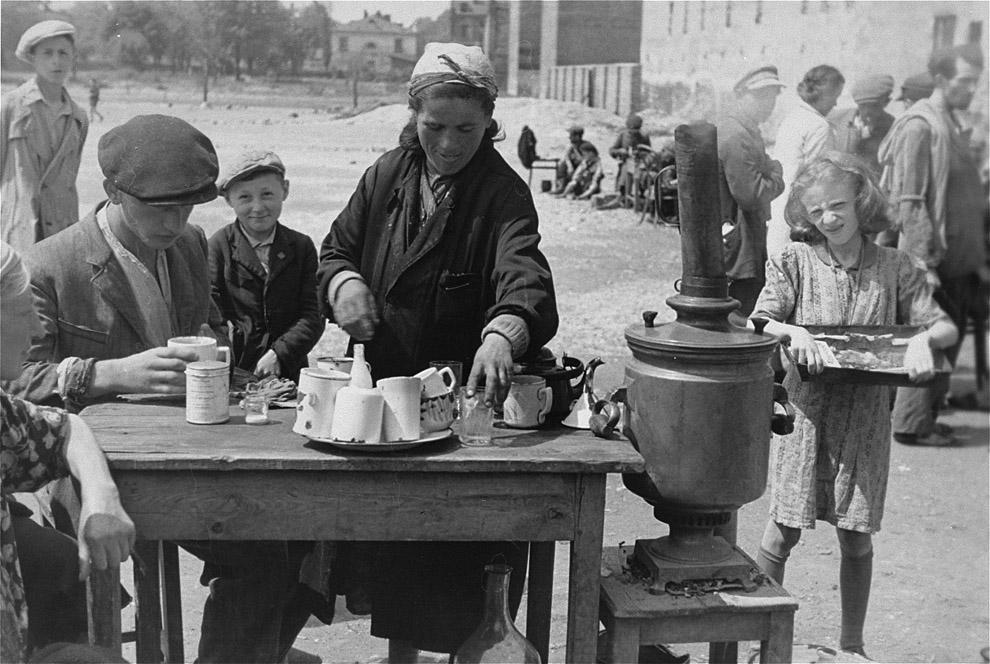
786, 325, 951, 387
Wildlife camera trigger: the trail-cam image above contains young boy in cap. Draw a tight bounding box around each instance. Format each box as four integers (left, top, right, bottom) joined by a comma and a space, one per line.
558, 141, 605, 200
552, 125, 586, 193
2, 20, 88, 251
609, 113, 652, 204
208, 150, 323, 382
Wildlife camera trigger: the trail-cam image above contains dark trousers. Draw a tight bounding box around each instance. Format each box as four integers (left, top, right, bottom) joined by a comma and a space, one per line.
11, 514, 89, 651
729, 277, 765, 317
178, 540, 317, 664
892, 272, 977, 436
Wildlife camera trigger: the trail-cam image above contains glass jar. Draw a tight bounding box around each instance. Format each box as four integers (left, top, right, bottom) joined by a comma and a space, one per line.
243, 392, 269, 425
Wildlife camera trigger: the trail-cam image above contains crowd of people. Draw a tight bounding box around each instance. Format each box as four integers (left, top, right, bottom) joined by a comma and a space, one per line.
0, 15, 986, 664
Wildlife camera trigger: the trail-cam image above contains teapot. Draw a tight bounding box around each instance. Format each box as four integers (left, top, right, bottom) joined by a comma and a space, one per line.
514, 347, 585, 418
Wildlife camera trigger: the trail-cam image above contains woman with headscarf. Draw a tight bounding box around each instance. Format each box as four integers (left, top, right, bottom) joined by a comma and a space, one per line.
766, 65, 845, 258
317, 43, 558, 661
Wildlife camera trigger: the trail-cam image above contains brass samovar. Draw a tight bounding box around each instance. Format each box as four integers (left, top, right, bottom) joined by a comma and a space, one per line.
617, 122, 791, 588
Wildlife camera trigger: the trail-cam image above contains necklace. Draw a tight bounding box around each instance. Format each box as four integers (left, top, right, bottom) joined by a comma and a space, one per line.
825, 238, 866, 325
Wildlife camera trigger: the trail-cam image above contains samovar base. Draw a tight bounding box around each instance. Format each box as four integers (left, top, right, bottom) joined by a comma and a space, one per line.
631, 534, 756, 590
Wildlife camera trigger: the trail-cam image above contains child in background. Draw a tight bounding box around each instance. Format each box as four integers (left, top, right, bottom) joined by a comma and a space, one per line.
1, 21, 88, 250
609, 113, 652, 202
208, 151, 323, 382
558, 142, 605, 200
751, 152, 957, 658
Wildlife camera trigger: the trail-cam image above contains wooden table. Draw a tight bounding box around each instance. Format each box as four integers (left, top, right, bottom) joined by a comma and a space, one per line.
81, 401, 644, 663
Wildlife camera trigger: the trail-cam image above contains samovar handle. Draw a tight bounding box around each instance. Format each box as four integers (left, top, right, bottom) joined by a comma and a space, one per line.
771, 382, 795, 436
590, 387, 625, 439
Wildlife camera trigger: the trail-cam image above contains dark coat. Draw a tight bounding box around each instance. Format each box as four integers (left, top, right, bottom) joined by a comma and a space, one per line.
317, 139, 558, 653
7, 203, 218, 410
318, 140, 558, 379
208, 222, 323, 381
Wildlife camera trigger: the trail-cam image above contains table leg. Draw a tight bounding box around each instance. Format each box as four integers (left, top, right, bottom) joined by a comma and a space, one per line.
161, 541, 184, 663
565, 475, 606, 663
87, 565, 122, 653
134, 540, 164, 663
526, 541, 555, 663
605, 621, 639, 664
760, 610, 794, 664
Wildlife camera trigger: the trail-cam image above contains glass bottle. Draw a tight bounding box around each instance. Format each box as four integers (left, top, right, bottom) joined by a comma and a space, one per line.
349, 343, 373, 389
452, 564, 542, 664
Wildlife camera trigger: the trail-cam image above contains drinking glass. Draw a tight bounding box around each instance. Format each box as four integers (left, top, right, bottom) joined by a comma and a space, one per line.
457, 387, 493, 447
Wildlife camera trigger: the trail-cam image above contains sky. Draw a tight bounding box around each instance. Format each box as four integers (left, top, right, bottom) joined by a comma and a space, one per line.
326, 1, 450, 27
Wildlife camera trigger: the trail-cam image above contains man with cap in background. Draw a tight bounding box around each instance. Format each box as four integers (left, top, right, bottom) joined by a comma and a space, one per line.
553, 124, 586, 194
718, 65, 786, 316
878, 43, 986, 446
4, 115, 324, 663
2, 20, 88, 251
831, 74, 896, 173
898, 72, 936, 109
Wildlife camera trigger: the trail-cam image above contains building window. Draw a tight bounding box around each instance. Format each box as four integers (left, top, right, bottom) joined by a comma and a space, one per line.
755, 0, 763, 23
339, 36, 348, 52
821, 0, 829, 12
700, 1, 706, 30
668, 1, 674, 35
364, 42, 377, 50
969, 21, 983, 44
933, 14, 957, 49
394, 38, 403, 53
683, 3, 689, 33
725, 1, 732, 27
801, 0, 808, 14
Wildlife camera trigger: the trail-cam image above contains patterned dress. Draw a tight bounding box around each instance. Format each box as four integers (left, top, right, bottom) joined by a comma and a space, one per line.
1, 391, 71, 662
753, 242, 947, 533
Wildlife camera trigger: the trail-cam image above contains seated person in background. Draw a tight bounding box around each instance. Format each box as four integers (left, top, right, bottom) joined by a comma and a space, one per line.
208, 150, 323, 382
558, 141, 605, 200
1, 240, 134, 664
552, 125, 585, 193
609, 113, 652, 201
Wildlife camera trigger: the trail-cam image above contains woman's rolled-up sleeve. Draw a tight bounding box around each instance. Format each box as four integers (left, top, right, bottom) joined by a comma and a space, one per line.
752, 246, 800, 324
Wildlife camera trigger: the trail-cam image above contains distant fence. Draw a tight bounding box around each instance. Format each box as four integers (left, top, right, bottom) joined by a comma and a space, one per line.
543, 63, 641, 117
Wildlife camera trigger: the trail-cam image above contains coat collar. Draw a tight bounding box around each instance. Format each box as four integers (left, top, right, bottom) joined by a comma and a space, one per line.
230, 221, 295, 284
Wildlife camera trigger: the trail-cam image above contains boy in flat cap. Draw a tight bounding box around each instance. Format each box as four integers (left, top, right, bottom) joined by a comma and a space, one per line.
4, 115, 320, 663
558, 141, 605, 200
208, 150, 323, 382
898, 72, 935, 109
718, 65, 785, 315
552, 125, 586, 193
2, 20, 88, 251
830, 74, 895, 173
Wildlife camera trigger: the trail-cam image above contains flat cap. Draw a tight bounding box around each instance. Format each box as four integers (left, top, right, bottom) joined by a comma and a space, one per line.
568, 125, 584, 135
898, 72, 935, 101
16, 20, 75, 63
734, 66, 785, 94
852, 74, 894, 103
218, 150, 286, 193
98, 115, 218, 206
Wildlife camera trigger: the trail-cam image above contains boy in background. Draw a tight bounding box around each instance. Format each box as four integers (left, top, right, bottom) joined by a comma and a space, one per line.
558, 142, 605, 200
209, 151, 323, 382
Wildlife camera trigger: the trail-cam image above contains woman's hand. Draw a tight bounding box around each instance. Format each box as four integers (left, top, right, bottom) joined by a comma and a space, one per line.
77, 492, 136, 581
466, 334, 514, 407
904, 332, 936, 383
332, 279, 379, 341
786, 326, 826, 375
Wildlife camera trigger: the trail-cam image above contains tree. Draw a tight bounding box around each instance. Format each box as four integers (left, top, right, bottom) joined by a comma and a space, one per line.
299, 1, 332, 71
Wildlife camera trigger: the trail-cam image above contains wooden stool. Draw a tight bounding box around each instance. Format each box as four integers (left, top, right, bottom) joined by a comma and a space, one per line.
527, 158, 559, 189
599, 546, 797, 664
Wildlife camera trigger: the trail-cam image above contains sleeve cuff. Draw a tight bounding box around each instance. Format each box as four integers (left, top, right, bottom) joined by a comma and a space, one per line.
327, 270, 366, 307
57, 356, 95, 406
482, 314, 530, 358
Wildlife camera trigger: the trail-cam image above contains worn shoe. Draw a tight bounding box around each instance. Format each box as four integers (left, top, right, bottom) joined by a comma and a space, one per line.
894, 430, 958, 447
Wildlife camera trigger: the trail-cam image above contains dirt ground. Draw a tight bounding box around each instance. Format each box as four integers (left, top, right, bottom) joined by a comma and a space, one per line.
19, 80, 988, 663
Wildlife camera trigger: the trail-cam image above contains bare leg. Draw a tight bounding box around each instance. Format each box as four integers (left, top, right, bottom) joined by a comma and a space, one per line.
388, 638, 419, 663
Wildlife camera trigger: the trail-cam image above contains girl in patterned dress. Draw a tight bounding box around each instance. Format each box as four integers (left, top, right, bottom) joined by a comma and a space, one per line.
750, 152, 957, 658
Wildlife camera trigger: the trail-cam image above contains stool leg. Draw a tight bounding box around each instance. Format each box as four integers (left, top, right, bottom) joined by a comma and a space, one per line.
761, 611, 794, 664
160, 542, 184, 663
605, 623, 640, 664
134, 540, 163, 663
87, 565, 122, 653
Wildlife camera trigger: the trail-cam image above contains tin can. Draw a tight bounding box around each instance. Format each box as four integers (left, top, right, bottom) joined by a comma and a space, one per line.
186, 360, 230, 424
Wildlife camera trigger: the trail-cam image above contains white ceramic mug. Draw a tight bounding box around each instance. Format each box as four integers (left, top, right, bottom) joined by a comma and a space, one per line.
293, 368, 350, 439
377, 376, 422, 442
168, 335, 230, 366
414, 366, 457, 398
331, 386, 384, 444
502, 375, 553, 429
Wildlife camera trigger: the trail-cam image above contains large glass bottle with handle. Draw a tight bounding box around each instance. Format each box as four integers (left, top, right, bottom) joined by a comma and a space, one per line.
452, 564, 541, 663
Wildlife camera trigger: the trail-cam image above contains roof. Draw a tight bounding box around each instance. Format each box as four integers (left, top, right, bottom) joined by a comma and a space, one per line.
336, 11, 415, 36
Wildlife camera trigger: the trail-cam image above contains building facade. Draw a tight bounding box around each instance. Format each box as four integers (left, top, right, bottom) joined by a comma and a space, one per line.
332, 10, 418, 78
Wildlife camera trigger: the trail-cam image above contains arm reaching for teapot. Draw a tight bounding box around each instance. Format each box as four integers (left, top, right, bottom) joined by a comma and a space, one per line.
331, 278, 379, 341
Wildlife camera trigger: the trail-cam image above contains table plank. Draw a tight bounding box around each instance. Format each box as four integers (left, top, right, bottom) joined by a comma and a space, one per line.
83, 402, 644, 474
